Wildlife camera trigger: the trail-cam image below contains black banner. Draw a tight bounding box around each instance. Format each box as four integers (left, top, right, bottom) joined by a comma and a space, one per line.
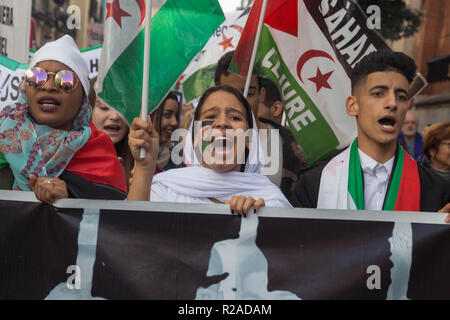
0, 191, 449, 300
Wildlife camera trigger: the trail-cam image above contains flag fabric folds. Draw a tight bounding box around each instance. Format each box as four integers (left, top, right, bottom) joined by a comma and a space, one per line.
231, 0, 390, 166
95, 0, 225, 123
181, 9, 250, 104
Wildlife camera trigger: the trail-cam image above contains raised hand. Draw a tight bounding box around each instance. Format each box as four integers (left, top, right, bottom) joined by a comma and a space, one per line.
437, 203, 450, 223
128, 115, 160, 171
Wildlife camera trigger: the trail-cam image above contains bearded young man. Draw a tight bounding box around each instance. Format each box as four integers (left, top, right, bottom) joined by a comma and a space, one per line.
291, 51, 450, 221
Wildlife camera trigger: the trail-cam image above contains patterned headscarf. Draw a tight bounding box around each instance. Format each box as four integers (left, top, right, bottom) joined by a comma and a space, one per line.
0, 35, 92, 190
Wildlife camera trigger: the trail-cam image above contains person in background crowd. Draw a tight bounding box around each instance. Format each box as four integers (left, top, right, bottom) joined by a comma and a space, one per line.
0, 35, 127, 202
421, 121, 450, 180
257, 77, 307, 199
290, 50, 450, 222
89, 77, 134, 189
215, 51, 262, 129
151, 91, 182, 172
398, 111, 424, 160
127, 84, 291, 215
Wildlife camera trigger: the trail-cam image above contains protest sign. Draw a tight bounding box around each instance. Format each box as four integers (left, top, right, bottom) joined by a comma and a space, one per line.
0, 0, 32, 64
0, 190, 449, 300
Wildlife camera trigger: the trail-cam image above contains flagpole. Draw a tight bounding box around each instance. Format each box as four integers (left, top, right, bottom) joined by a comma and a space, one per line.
243, 0, 268, 98
140, 0, 152, 159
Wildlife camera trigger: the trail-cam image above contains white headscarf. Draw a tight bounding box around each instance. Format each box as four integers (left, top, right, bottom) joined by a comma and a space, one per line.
182, 112, 265, 174
30, 35, 90, 98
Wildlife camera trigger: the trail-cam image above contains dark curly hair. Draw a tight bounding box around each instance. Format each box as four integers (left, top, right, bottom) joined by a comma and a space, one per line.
260, 77, 281, 107
351, 50, 417, 93
214, 51, 234, 85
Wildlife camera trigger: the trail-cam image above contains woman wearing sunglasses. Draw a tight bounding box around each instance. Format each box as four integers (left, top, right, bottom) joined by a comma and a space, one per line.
0, 35, 127, 203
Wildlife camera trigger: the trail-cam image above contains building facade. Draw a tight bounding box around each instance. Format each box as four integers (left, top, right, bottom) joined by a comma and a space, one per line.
389, 0, 450, 132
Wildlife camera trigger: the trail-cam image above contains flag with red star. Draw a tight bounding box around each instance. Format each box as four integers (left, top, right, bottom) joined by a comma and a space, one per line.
181, 10, 249, 104
95, 0, 224, 123
230, 0, 389, 166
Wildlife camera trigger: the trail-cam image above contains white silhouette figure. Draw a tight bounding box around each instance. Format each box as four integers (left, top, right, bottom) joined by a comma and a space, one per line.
387, 222, 413, 300
196, 213, 300, 300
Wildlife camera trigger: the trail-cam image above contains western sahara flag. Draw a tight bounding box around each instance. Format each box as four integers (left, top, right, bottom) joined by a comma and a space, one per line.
95, 0, 224, 123
231, 0, 389, 166
181, 9, 250, 104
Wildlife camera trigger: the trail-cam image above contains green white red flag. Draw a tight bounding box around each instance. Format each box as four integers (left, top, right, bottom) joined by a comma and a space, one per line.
95, 0, 224, 123
231, 0, 390, 166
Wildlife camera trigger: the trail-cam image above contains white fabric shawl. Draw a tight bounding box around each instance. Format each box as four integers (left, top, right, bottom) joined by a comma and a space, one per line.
151, 166, 292, 207
317, 145, 355, 210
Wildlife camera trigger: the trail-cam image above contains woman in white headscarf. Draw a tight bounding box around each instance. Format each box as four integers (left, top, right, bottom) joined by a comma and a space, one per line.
0, 35, 127, 202
127, 85, 291, 214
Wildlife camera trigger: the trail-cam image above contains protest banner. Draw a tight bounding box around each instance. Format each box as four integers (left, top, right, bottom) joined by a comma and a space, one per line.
0, 190, 449, 300
0, 0, 32, 64
0, 54, 27, 109
80, 45, 103, 79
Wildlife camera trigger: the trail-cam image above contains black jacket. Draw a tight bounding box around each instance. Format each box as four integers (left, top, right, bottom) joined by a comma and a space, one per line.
290, 157, 450, 212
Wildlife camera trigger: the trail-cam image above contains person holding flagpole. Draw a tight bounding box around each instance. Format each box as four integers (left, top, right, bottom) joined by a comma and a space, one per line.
127, 85, 291, 214
290, 51, 450, 222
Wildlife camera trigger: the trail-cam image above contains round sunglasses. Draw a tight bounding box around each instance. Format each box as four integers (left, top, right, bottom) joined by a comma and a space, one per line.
24, 67, 79, 92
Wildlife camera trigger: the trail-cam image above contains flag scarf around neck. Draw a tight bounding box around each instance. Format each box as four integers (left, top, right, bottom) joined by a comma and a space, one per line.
95, 0, 225, 123
317, 139, 421, 211
229, 0, 390, 166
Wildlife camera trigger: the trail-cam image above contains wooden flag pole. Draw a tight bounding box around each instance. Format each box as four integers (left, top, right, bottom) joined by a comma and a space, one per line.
243, 0, 268, 98
140, 0, 153, 159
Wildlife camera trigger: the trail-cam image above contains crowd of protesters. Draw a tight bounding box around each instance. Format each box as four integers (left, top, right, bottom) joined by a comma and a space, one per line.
0, 35, 449, 221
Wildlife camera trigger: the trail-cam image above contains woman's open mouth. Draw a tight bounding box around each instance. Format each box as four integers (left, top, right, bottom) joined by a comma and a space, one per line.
211, 136, 235, 160
164, 128, 174, 140
104, 125, 121, 134
37, 96, 61, 112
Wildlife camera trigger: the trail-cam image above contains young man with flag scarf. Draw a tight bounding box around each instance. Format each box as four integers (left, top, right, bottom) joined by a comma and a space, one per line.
290, 51, 450, 221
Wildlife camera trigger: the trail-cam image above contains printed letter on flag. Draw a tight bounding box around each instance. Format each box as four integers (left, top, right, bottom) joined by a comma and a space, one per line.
231, 0, 390, 166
